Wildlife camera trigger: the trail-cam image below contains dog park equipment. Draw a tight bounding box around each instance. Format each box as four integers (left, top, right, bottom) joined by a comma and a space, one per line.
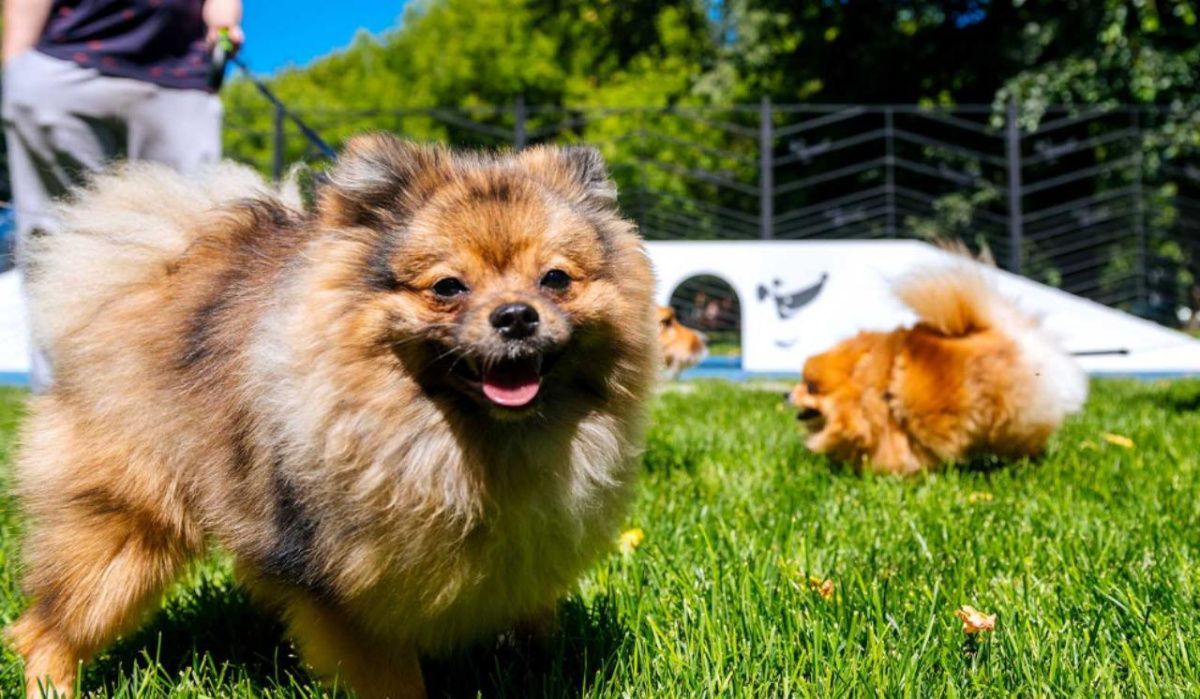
1, 238, 1199, 385
647, 239, 1200, 378
0, 271, 29, 384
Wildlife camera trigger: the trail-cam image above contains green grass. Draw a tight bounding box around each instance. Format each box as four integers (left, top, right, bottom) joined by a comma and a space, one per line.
697, 330, 740, 357
1, 380, 1200, 696
703, 340, 741, 357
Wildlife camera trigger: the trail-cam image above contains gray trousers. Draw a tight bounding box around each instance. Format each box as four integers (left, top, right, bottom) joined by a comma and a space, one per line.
3, 49, 222, 390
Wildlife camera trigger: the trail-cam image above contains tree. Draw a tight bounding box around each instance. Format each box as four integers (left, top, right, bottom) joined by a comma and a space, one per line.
995, 0, 1200, 319
217, 0, 1200, 312
221, 0, 728, 238
223, 0, 713, 169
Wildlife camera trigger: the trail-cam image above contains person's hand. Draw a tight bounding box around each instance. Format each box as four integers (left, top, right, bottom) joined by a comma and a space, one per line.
203, 0, 244, 54
206, 24, 245, 55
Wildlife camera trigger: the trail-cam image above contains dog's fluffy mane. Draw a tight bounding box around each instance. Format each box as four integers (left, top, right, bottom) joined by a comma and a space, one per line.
25, 162, 283, 356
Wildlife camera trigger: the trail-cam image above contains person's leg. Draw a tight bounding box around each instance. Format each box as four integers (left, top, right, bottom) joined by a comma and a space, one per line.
0, 51, 145, 392
2, 51, 135, 222
3, 104, 58, 394
127, 86, 222, 174
3, 104, 57, 245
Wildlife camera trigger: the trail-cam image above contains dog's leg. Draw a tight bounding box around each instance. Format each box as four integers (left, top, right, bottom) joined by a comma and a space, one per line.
8, 483, 197, 698
284, 594, 426, 699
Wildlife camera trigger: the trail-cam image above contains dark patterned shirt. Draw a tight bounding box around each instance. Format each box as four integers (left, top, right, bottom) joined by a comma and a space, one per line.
36, 0, 212, 92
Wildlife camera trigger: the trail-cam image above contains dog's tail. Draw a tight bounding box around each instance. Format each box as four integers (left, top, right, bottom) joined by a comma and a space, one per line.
24, 161, 277, 354
896, 258, 1089, 420
894, 263, 1014, 337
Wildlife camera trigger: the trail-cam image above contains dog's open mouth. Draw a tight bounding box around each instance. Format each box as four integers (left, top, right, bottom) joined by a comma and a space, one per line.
481, 356, 542, 407
796, 407, 825, 432
796, 407, 820, 421
454, 351, 562, 409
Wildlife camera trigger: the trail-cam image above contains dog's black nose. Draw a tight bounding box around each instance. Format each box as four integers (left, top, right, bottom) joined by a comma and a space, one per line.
490, 303, 540, 340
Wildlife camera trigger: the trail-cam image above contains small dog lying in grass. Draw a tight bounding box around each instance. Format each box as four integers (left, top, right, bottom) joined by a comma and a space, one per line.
788, 263, 1087, 474
657, 305, 706, 378
8, 135, 657, 698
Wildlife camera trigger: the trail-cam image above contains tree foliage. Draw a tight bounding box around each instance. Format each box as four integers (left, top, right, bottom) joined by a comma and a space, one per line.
222, 0, 714, 168
217, 0, 1200, 320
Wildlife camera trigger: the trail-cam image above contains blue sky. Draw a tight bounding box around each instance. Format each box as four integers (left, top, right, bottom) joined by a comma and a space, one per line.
239, 1, 407, 74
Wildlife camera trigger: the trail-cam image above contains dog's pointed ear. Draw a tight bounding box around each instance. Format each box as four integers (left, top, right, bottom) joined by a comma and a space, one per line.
319, 134, 445, 227
518, 145, 618, 208
562, 145, 618, 204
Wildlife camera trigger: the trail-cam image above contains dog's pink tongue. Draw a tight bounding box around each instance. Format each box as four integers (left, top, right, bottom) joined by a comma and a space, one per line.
482, 360, 541, 408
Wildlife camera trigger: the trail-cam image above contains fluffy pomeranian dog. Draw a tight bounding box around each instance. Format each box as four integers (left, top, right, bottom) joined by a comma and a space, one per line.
787, 264, 1087, 475
657, 305, 706, 378
8, 135, 658, 698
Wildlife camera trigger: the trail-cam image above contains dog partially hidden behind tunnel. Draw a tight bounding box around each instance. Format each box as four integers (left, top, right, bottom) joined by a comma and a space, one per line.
788, 261, 1088, 474
657, 305, 707, 378
8, 135, 658, 698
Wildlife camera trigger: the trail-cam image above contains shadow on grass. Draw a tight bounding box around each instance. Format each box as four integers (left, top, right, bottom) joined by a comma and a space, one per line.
1158, 380, 1200, 412
84, 573, 307, 694
82, 574, 627, 698
1096, 378, 1200, 413
810, 451, 1026, 477
957, 453, 1018, 474
424, 594, 629, 698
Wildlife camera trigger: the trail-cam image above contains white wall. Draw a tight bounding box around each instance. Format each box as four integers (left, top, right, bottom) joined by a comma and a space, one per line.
0, 272, 28, 377
2, 240, 1197, 380
646, 239, 1200, 375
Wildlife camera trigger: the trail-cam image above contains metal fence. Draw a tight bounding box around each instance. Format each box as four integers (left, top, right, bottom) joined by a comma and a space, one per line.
225, 99, 1200, 329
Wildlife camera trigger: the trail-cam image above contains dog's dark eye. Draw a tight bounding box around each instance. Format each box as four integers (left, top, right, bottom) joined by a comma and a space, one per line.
432, 277, 469, 298
540, 269, 571, 291
806, 381, 819, 395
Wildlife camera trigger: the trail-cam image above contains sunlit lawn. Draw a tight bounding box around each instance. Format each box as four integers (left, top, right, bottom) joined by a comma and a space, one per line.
0, 379, 1197, 696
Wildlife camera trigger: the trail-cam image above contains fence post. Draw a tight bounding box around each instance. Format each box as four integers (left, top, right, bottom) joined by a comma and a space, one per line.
1132, 109, 1146, 308
271, 102, 285, 182
1005, 97, 1023, 274
759, 96, 774, 240
514, 95, 527, 151
885, 107, 896, 238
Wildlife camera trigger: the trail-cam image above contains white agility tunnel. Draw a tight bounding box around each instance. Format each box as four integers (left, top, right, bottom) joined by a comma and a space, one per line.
0, 271, 29, 383
0, 239, 1199, 384
646, 239, 1200, 378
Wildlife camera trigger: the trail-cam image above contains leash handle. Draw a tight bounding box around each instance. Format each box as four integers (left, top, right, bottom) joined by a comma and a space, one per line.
207, 28, 234, 91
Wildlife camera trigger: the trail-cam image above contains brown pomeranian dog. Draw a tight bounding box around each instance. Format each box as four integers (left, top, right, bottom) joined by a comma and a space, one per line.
657, 305, 706, 378
8, 135, 657, 698
787, 265, 1087, 474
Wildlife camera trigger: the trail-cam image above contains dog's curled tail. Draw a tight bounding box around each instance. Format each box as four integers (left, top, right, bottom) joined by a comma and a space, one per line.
899, 249, 1089, 421
24, 161, 277, 355
894, 264, 1017, 337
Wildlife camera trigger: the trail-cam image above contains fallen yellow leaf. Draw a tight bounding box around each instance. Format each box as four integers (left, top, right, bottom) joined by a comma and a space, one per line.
967, 491, 993, 504
617, 528, 645, 554
955, 605, 996, 634
1102, 433, 1134, 449
808, 576, 834, 600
